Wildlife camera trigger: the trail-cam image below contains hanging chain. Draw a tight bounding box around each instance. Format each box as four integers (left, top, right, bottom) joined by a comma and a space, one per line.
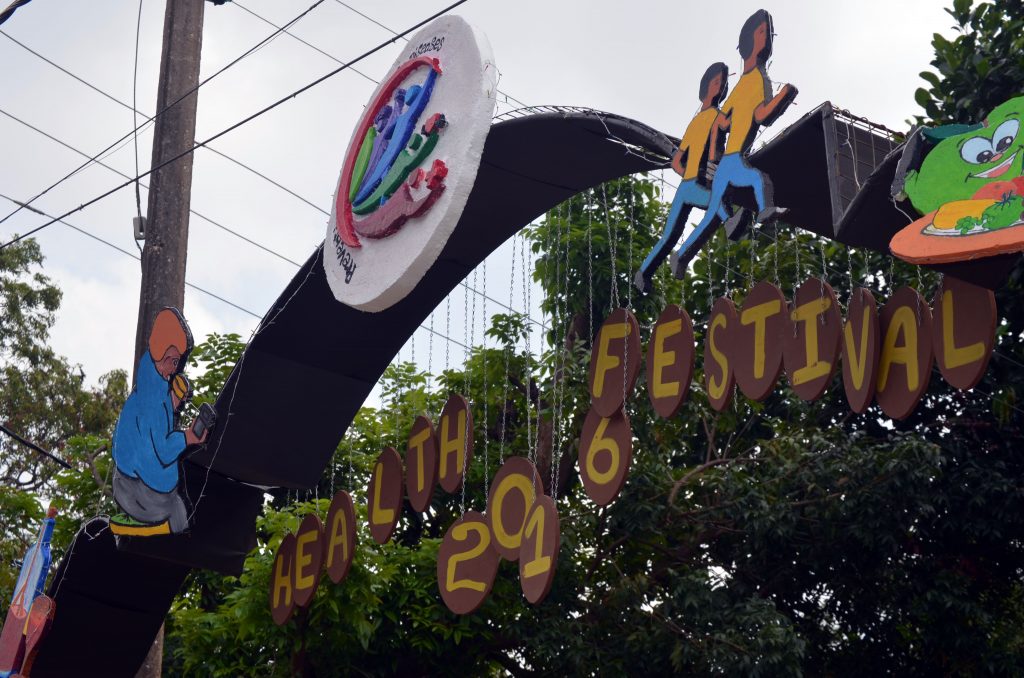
846, 244, 855, 304
602, 182, 618, 310
626, 181, 635, 309
818, 239, 828, 325
428, 310, 435, 389
499, 235, 517, 464
445, 294, 451, 376
482, 258, 490, 500
587, 190, 594, 342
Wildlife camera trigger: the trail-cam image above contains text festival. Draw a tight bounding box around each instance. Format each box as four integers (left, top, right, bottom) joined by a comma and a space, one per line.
269, 274, 996, 620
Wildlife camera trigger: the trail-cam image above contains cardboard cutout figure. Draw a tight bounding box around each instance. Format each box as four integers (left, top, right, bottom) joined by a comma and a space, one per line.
110, 308, 213, 536
890, 95, 1024, 264
0, 508, 56, 678
634, 62, 731, 292
671, 9, 798, 279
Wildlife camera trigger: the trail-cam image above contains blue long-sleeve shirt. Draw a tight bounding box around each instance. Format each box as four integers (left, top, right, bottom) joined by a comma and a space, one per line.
112, 354, 186, 493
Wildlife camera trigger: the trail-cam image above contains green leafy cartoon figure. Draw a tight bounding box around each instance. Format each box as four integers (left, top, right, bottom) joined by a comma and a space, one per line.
890, 95, 1024, 264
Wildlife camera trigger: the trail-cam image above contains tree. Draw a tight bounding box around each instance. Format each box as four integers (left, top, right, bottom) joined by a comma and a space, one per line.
915, 0, 1024, 125
0, 238, 127, 602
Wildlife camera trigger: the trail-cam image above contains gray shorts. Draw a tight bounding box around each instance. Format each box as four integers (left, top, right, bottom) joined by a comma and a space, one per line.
113, 468, 188, 533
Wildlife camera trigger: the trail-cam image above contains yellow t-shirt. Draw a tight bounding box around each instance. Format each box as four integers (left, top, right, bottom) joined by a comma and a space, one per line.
677, 108, 719, 181
721, 68, 770, 155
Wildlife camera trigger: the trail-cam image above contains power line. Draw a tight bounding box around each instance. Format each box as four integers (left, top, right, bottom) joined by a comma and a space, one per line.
1, 0, 548, 332
232, 0, 378, 87
0, 106, 305, 267
329, 0, 530, 109
0, 423, 72, 470
0, 0, 32, 28
0, 192, 265, 319
0, 0, 470, 251
0, 0, 326, 228
0, 5, 554, 328
0, 192, 478, 361
0, 80, 543, 327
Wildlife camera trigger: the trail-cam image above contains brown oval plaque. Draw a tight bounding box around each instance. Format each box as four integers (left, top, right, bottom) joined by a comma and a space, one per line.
703, 297, 737, 411
437, 394, 474, 493
578, 406, 632, 507
931, 276, 996, 391
733, 281, 788, 401
437, 510, 499, 615
367, 446, 403, 544
487, 456, 543, 561
405, 415, 439, 512
588, 308, 642, 417
842, 287, 880, 414
876, 287, 934, 420
518, 494, 560, 605
292, 514, 324, 608
646, 304, 695, 418
269, 532, 296, 626
783, 278, 841, 401
324, 490, 356, 584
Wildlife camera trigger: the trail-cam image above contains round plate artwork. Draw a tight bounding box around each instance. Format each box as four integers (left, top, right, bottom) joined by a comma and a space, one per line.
437, 510, 500, 615
292, 514, 325, 608
842, 287, 880, 414
783, 278, 841, 401
518, 495, 560, 605
437, 394, 474, 493
588, 308, 642, 418
931, 276, 996, 390
324, 490, 356, 584
704, 297, 737, 411
578, 407, 632, 507
733, 281, 788, 401
487, 456, 543, 561
269, 533, 296, 626
406, 415, 439, 512
875, 287, 934, 420
324, 16, 498, 312
646, 304, 695, 418
367, 447, 404, 544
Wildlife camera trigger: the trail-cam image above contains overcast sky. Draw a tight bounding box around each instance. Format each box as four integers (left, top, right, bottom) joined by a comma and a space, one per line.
0, 0, 956, 397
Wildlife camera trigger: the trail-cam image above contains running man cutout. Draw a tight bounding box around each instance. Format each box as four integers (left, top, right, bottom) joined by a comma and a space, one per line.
110, 308, 212, 536
634, 62, 731, 293
668, 9, 798, 281
890, 95, 1024, 264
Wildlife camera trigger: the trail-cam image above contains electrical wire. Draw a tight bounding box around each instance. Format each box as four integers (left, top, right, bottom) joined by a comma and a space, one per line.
0, 8, 552, 331
0, 0, 32, 28
329, 0, 530, 108
232, 0, 378, 86
0, 192, 264, 318
0, 0, 327, 228
0, 107, 304, 267
0, 0, 470, 251
0, 423, 72, 470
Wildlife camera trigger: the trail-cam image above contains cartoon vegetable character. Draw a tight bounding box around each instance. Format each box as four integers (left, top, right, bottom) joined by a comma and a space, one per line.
890, 95, 1024, 263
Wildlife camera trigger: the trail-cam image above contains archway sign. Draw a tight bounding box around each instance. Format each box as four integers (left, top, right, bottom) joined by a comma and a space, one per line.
37, 8, 1018, 672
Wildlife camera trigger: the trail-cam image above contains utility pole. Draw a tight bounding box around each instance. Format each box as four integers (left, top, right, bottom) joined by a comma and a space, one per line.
132, 1, 206, 676
132, 0, 205, 369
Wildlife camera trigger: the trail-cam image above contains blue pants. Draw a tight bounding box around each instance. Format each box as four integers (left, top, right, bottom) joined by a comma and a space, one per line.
673, 152, 769, 266
638, 179, 728, 281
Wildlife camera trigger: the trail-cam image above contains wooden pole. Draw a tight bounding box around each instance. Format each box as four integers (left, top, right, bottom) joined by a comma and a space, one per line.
133, 2, 205, 676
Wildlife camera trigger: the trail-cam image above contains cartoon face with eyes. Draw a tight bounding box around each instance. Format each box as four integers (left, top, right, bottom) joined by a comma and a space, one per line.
890, 95, 1024, 264
904, 96, 1024, 214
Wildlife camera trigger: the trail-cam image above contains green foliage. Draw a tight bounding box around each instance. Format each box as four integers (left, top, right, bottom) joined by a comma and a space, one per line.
165, 163, 1024, 675
915, 0, 1024, 125
0, 239, 128, 604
